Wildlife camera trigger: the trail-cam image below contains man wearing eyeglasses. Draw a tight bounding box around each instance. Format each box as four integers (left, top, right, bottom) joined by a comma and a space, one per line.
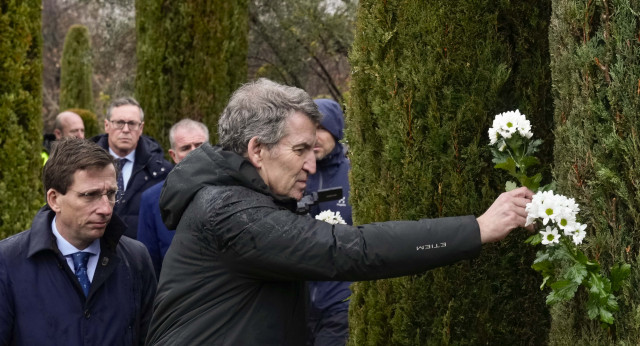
92, 97, 173, 239
0, 138, 156, 345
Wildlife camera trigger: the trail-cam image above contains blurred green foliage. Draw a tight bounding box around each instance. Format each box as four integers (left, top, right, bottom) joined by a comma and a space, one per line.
0, 0, 45, 239
135, 0, 248, 149
60, 24, 94, 112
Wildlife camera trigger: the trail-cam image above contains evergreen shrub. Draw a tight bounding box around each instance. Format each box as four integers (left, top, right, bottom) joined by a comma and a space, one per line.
60, 24, 94, 112
0, 0, 44, 239
135, 0, 248, 149
548, 0, 640, 342
346, 0, 553, 344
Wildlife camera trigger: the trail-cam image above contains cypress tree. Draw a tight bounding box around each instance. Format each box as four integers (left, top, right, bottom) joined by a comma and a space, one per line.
549, 0, 640, 342
0, 0, 44, 239
136, 0, 248, 150
347, 1, 553, 344
59, 24, 94, 112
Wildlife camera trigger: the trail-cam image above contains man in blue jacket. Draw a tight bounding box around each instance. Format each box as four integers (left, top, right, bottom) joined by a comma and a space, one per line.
305, 99, 352, 346
0, 138, 157, 345
92, 97, 173, 239
138, 118, 209, 278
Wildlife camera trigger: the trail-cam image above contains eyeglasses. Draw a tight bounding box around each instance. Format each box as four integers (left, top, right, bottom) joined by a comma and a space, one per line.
109, 120, 142, 130
70, 189, 118, 205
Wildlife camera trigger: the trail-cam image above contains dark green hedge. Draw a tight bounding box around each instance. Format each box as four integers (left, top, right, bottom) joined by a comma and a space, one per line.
60, 24, 94, 112
135, 0, 248, 149
346, 1, 553, 344
549, 0, 640, 342
0, 0, 44, 239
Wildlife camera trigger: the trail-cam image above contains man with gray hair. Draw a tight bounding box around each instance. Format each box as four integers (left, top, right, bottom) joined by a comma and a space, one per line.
146, 78, 533, 345
138, 118, 209, 277
92, 97, 173, 239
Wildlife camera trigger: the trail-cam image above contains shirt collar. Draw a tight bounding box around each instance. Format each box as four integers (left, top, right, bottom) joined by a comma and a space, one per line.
108, 147, 136, 163
51, 216, 100, 256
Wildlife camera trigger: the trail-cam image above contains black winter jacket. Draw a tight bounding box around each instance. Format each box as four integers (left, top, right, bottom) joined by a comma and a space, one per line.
92, 134, 173, 238
146, 143, 482, 345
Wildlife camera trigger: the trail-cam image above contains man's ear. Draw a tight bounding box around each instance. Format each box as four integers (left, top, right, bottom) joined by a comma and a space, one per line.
47, 189, 62, 213
168, 149, 177, 164
104, 119, 110, 132
246, 137, 264, 168
53, 129, 62, 140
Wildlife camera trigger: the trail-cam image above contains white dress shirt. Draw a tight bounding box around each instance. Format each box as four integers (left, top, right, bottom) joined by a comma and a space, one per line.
52, 216, 100, 281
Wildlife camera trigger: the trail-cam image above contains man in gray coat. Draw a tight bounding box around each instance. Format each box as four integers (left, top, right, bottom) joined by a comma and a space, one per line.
146, 78, 533, 345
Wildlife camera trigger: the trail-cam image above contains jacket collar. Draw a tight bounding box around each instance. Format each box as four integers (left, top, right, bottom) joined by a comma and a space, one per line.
27, 205, 127, 258
160, 143, 298, 229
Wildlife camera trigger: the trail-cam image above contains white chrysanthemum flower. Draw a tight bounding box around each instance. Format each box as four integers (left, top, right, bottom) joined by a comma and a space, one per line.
540, 195, 562, 226
315, 210, 346, 225
564, 222, 587, 245
488, 109, 533, 144
525, 201, 541, 227
540, 226, 560, 245
488, 128, 499, 145
526, 190, 553, 226
554, 201, 577, 229
562, 197, 580, 215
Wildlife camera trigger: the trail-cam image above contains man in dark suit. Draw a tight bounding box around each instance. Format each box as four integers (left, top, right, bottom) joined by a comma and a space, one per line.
92, 97, 173, 238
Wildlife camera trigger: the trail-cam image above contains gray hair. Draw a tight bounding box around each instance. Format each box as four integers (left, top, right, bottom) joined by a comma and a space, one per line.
169, 118, 210, 149
218, 78, 322, 156
106, 97, 144, 122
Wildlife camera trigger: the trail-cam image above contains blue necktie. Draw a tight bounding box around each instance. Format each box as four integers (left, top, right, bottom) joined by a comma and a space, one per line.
116, 158, 128, 202
71, 252, 92, 297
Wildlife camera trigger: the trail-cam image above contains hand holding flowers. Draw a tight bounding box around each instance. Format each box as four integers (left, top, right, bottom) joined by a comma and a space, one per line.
489, 110, 630, 325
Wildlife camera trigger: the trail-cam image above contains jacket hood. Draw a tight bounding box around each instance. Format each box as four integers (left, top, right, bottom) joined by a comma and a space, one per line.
317, 141, 346, 170
314, 99, 344, 140
159, 143, 295, 229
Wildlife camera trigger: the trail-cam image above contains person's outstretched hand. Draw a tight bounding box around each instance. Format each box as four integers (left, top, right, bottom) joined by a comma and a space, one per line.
477, 186, 534, 243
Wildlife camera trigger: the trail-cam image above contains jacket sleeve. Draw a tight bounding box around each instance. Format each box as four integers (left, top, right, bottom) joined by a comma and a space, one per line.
121, 239, 157, 346
137, 190, 162, 278
216, 201, 482, 282
0, 251, 14, 345
138, 250, 157, 346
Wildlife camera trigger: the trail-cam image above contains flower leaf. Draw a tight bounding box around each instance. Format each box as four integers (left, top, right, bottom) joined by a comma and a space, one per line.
539, 181, 556, 192
505, 181, 517, 192
525, 139, 543, 156
494, 157, 516, 175
587, 300, 600, 320
519, 173, 542, 191
525, 233, 542, 245
610, 263, 631, 292
520, 155, 540, 168
599, 308, 614, 325
563, 262, 588, 284
548, 280, 579, 302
